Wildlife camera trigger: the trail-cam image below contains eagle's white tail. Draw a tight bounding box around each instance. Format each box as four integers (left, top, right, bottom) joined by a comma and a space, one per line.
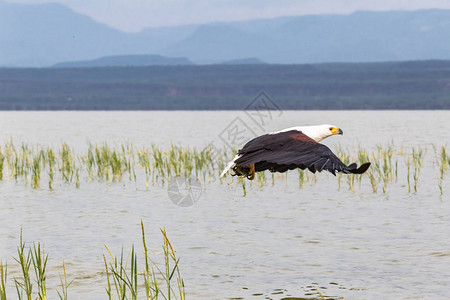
220, 154, 241, 177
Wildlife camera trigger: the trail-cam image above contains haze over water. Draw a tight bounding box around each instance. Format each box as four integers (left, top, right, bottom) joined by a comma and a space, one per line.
0, 111, 449, 299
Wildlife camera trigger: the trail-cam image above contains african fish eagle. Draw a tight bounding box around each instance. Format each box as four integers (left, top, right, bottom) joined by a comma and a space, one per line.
220, 124, 370, 180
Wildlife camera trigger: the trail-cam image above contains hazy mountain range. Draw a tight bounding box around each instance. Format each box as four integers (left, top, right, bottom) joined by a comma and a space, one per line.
53, 55, 194, 67
53, 55, 266, 67
2, 0, 450, 67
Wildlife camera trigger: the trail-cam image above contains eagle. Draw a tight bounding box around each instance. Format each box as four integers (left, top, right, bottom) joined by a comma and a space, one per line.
220, 124, 370, 180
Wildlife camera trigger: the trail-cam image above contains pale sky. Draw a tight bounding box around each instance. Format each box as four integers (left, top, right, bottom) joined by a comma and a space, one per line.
8, 0, 450, 32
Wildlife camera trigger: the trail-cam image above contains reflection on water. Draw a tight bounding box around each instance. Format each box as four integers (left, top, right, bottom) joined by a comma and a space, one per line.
0, 111, 450, 299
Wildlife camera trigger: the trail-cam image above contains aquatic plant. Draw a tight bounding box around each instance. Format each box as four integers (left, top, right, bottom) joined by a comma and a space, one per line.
236, 176, 247, 197
434, 144, 449, 196
14, 230, 33, 300
47, 149, 56, 190
1, 224, 184, 300
0, 140, 447, 195
412, 146, 425, 192
0, 148, 5, 181
8, 234, 70, 300
57, 259, 72, 300
104, 221, 185, 300
31, 153, 41, 189
405, 157, 412, 193
137, 147, 151, 188
104, 246, 136, 300
0, 261, 6, 300
256, 171, 266, 187
297, 169, 306, 188
31, 243, 48, 300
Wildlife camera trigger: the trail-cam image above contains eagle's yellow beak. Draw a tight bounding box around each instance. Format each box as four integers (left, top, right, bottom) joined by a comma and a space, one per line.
331, 127, 344, 135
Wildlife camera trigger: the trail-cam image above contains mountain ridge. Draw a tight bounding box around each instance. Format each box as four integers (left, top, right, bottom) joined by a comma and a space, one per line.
53, 54, 193, 67
1, 1, 450, 66
1, 61, 449, 110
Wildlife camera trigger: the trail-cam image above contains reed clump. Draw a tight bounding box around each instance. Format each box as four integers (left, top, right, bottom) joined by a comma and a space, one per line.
434, 145, 450, 196
1, 224, 184, 300
0, 260, 7, 300
411, 147, 425, 192
57, 259, 72, 300
0, 148, 5, 181
371, 143, 397, 193
31, 243, 48, 300
104, 221, 185, 300
5, 232, 72, 300
14, 229, 35, 300
0, 140, 447, 194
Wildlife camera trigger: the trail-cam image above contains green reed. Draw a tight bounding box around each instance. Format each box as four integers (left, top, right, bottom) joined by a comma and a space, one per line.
60, 143, 73, 183
104, 246, 134, 300
412, 146, 425, 193
357, 145, 376, 193
137, 148, 151, 188
237, 176, 247, 196
337, 146, 358, 191
31, 153, 41, 189
256, 171, 266, 187
151, 144, 166, 185
367, 168, 378, 193
297, 169, 306, 188
47, 149, 56, 189
215, 149, 226, 184
1, 225, 184, 300
405, 157, 411, 193
378, 143, 395, 193
161, 228, 185, 300
123, 144, 137, 184
0, 148, 4, 181
141, 221, 157, 300
104, 254, 113, 300
0, 261, 6, 300
434, 145, 449, 196
84, 143, 95, 181
314, 287, 326, 300
57, 259, 72, 300
4, 231, 56, 300
104, 222, 185, 300
31, 243, 48, 300
14, 230, 33, 300
0, 140, 447, 195
353, 143, 399, 194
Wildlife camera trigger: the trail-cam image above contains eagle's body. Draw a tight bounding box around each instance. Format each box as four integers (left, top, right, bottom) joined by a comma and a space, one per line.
220, 124, 370, 180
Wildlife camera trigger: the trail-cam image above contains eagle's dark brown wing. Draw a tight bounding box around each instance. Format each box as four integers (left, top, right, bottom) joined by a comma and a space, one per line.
234, 130, 370, 175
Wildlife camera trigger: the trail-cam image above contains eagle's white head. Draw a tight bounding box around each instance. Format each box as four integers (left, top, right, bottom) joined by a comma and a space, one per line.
299, 124, 343, 142
271, 124, 343, 142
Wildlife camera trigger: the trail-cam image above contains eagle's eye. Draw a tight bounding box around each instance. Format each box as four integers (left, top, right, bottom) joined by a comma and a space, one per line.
329, 127, 333, 131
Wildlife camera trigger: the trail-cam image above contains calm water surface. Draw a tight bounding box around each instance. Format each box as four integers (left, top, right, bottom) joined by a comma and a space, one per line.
0, 111, 449, 299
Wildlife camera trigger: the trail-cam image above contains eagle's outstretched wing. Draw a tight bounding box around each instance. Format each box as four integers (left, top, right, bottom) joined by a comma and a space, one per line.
234, 130, 370, 176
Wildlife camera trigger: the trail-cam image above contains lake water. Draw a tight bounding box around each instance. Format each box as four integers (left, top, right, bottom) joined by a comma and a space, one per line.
0, 111, 449, 300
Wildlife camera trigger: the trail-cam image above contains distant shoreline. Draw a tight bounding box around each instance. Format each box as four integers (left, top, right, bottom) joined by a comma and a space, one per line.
1, 61, 450, 110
